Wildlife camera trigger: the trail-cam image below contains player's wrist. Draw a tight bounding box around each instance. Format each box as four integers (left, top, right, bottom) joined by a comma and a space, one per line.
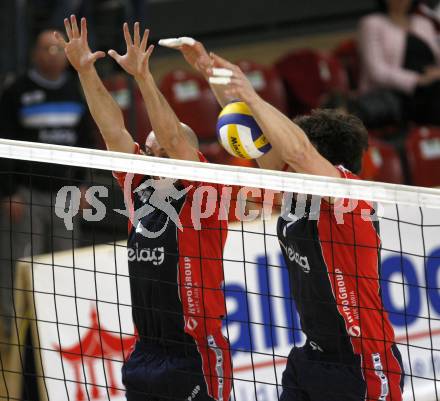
77, 64, 96, 76
134, 71, 153, 85
242, 90, 260, 108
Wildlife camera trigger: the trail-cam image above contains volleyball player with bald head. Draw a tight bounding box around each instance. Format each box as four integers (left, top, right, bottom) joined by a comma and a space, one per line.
172, 42, 404, 400
56, 16, 231, 401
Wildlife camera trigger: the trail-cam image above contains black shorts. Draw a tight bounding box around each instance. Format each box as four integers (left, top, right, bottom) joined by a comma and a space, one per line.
280, 343, 404, 401
122, 341, 215, 401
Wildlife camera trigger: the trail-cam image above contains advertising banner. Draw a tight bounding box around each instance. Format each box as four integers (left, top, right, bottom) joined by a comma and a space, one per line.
32, 205, 440, 401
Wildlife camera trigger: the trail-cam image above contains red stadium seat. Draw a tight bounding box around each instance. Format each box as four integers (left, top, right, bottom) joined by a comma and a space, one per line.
332, 38, 360, 91
405, 126, 440, 187
367, 126, 401, 140
236, 60, 288, 114
159, 69, 220, 141
360, 138, 404, 184
102, 74, 152, 148
275, 49, 349, 116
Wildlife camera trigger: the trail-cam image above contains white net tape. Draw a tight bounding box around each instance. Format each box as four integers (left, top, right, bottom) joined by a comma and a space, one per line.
1, 138, 440, 209
1, 138, 440, 401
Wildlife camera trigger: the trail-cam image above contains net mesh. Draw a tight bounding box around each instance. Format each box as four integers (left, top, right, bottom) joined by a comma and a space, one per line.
0, 139, 439, 401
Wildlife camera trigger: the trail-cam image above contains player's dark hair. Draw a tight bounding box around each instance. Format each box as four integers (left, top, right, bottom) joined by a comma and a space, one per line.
293, 109, 369, 174
377, 0, 420, 14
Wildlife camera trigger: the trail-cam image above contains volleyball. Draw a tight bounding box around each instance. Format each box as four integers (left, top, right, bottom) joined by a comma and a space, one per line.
216, 101, 271, 159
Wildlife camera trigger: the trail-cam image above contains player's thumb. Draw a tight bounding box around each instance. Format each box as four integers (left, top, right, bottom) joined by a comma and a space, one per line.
108, 49, 122, 62
197, 60, 212, 78
210, 52, 234, 69
92, 51, 106, 61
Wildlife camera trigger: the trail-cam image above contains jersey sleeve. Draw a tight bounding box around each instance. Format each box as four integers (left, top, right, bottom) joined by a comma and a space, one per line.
332, 165, 376, 219
179, 151, 210, 189
177, 152, 231, 400
112, 142, 146, 190
335, 164, 358, 180
318, 165, 395, 358
181, 151, 226, 227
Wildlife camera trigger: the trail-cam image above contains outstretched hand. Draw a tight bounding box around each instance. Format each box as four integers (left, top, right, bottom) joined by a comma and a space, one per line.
209, 53, 257, 102
108, 22, 154, 80
54, 15, 105, 74
179, 41, 213, 78
158, 37, 212, 77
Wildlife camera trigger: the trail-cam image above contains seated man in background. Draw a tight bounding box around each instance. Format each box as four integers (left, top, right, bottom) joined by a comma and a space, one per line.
56, 15, 231, 401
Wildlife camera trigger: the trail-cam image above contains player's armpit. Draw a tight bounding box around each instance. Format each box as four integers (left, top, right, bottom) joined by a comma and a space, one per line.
103, 127, 136, 154
283, 143, 341, 178
321, 165, 358, 204
164, 139, 200, 162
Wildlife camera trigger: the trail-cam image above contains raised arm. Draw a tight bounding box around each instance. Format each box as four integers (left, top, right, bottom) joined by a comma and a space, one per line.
55, 16, 134, 153
164, 40, 289, 170
164, 39, 234, 107
209, 54, 340, 178
108, 23, 199, 161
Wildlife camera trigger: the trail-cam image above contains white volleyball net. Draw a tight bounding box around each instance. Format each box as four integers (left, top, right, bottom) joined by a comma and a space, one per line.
0, 139, 439, 401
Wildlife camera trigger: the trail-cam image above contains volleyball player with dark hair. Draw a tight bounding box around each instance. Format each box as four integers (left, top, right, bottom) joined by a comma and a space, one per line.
56, 16, 231, 401
213, 55, 404, 401
173, 42, 404, 400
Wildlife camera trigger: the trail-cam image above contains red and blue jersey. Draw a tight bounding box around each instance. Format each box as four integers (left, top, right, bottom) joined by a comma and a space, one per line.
277, 165, 403, 401
114, 144, 232, 401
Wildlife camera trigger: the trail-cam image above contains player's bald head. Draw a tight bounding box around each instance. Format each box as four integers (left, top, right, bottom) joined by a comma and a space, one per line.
145, 123, 199, 157
179, 123, 199, 149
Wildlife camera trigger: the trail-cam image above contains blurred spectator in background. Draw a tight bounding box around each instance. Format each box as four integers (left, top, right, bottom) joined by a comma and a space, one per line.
27, 1, 95, 52
47, 0, 91, 29
419, 0, 440, 29
29, 1, 149, 54
357, 0, 440, 126
0, 29, 93, 338
127, 0, 149, 27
